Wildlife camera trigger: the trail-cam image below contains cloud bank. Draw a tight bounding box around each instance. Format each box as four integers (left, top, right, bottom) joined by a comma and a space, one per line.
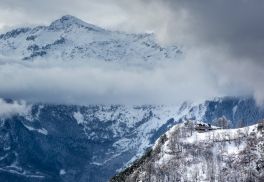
0, 58, 217, 105
0, 53, 258, 105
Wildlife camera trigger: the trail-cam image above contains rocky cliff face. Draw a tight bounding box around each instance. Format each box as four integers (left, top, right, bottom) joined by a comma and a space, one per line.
111, 121, 264, 182
0, 99, 187, 182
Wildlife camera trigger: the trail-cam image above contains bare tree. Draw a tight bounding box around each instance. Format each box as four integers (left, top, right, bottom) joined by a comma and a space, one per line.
214, 116, 230, 129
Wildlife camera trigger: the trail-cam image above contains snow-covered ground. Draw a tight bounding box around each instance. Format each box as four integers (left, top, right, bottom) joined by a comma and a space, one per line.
113, 120, 264, 182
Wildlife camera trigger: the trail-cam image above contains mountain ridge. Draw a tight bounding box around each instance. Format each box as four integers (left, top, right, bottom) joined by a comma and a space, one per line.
0, 15, 182, 62
111, 120, 264, 182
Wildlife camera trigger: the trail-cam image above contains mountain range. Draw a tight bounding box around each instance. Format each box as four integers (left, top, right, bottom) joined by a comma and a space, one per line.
1, 97, 264, 181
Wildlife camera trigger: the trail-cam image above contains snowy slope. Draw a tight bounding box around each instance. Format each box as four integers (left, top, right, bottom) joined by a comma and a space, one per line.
112, 121, 264, 182
0, 15, 181, 62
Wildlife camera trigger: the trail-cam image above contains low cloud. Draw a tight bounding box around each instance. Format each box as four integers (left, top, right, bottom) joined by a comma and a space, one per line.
0, 52, 259, 105
0, 98, 31, 118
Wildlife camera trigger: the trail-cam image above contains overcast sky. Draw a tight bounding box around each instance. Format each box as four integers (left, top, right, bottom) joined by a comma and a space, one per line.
0, 0, 264, 105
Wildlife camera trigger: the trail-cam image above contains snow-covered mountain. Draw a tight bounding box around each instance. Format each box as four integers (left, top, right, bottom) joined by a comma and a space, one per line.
0, 97, 264, 181
112, 120, 264, 182
1, 14, 263, 182
0, 15, 181, 62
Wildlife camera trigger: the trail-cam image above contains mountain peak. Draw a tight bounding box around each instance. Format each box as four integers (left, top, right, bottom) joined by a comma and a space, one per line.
48, 15, 103, 31
60, 15, 80, 20
0, 15, 182, 61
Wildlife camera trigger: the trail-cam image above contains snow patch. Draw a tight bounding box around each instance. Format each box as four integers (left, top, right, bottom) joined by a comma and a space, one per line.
59, 169, 66, 175
232, 105, 238, 116
73, 111, 85, 124
23, 124, 48, 135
